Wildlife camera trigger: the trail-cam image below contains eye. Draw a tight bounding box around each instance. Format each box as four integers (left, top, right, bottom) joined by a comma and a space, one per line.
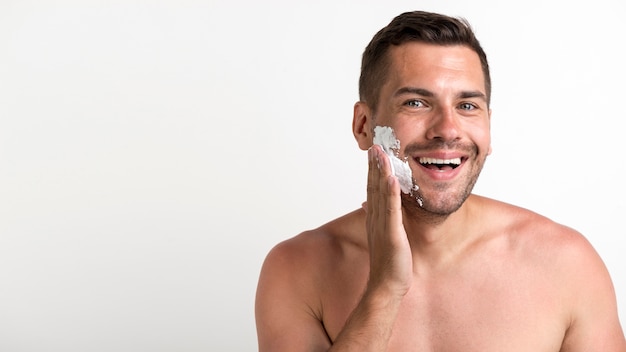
459, 102, 477, 111
404, 99, 424, 108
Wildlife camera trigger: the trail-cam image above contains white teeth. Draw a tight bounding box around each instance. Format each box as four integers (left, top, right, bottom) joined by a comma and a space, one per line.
419, 157, 461, 165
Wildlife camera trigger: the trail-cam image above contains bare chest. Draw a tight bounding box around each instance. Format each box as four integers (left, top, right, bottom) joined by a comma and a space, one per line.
388, 280, 566, 351
320, 261, 567, 351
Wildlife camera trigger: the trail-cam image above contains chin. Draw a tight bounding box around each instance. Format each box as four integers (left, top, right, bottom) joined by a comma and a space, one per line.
402, 188, 470, 216
423, 200, 464, 216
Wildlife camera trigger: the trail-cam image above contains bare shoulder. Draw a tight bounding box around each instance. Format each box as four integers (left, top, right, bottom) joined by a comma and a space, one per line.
475, 195, 597, 261
256, 208, 367, 306
475, 195, 626, 349
255, 209, 367, 351
260, 208, 367, 279
473, 195, 611, 299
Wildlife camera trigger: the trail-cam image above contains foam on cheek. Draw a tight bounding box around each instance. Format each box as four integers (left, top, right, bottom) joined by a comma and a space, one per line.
372, 126, 421, 205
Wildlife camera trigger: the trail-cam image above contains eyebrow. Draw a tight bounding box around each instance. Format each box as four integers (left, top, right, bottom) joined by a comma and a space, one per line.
394, 86, 487, 102
394, 87, 434, 98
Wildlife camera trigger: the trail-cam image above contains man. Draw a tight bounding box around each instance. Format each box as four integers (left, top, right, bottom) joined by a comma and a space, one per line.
255, 10, 626, 351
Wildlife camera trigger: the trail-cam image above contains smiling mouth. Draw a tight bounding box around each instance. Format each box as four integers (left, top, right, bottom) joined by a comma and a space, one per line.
418, 157, 462, 171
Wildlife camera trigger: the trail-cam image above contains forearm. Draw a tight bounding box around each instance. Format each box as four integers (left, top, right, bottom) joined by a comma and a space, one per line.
329, 287, 404, 351
327, 146, 411, 351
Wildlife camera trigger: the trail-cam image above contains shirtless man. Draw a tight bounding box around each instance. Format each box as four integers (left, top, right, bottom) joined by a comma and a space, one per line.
255, 10, 626, 351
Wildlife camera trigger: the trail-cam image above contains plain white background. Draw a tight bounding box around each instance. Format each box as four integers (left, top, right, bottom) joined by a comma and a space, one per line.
1, 0, 624, 350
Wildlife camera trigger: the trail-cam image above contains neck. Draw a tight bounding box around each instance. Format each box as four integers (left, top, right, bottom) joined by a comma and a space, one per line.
402, 196, 480, 271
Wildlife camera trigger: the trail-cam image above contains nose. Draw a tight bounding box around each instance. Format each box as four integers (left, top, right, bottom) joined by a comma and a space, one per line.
425, 106, 460, 142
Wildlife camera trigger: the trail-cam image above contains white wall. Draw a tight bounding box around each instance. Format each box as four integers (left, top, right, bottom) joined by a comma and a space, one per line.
1, 0, 624, 350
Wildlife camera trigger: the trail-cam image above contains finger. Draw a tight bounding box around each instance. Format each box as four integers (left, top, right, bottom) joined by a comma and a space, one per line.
370, 146, 404, 245
367, 146, 380, 230
368, 146, 400, 241
373, 146, 396, 203
367, 146, 386, 194
372, 144, 394, 179
385, 173, 403, 236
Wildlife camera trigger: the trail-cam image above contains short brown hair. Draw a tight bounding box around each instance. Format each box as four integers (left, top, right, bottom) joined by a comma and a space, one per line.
359, 11, 491, 110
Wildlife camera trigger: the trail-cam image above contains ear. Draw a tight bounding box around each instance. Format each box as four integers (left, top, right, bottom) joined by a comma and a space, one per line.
352, 101, 374, 150
487, 108, 493, 155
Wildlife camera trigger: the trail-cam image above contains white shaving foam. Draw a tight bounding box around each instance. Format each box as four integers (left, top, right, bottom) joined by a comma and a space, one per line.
373, 126, 416, 194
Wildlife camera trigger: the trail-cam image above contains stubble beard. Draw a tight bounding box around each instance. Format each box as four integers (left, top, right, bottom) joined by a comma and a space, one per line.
401, 144, 487, 221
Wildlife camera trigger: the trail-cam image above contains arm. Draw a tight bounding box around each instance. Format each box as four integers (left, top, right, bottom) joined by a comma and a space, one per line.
255, 146, 413, 351
255, 240, 332, 352
328, 145, 413, 351
559, 236, 626, 351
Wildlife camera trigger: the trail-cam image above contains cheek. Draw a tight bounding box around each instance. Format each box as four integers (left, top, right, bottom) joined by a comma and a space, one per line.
466, 119, 491, 152
393, 127, 416, 151
389, 119, 420, 138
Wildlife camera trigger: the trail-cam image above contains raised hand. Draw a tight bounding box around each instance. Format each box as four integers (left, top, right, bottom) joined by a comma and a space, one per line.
365, 145, 413, 298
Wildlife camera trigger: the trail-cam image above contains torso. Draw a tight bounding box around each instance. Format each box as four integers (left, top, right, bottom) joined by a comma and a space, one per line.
294, 195, 577, 351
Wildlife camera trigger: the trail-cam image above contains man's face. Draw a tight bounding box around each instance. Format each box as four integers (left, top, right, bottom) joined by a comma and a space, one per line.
372, 42, 492, 215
